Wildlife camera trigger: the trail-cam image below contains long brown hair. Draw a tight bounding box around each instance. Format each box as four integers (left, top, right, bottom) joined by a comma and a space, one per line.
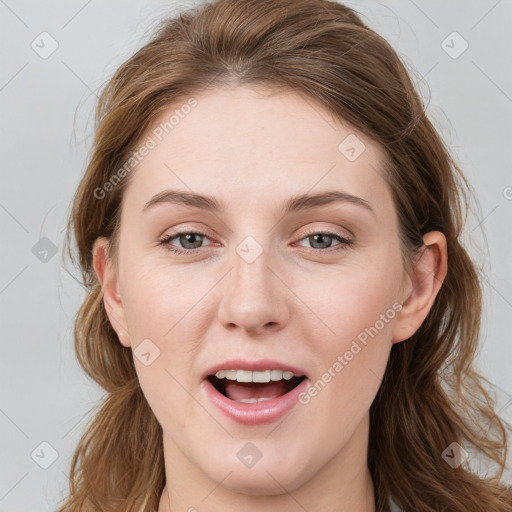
59, 0, 511, 510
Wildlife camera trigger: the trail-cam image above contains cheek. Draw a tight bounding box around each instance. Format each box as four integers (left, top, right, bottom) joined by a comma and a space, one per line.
119, 235, 404, 347
118, 258, 206, 429
118, 254, 207, 387
300, 247, 402, 397
304, 248, 403, 341
119, 255, 208, 339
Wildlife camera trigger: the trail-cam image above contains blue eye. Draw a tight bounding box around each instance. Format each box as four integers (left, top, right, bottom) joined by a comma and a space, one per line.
158, 230, 353, 255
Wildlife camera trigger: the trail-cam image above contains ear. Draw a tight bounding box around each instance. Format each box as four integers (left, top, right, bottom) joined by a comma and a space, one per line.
392, 231, 448, 344
92, 237, 131, 348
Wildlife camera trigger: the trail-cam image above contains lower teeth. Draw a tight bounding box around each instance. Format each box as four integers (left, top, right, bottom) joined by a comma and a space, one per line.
236, 397, 274, 403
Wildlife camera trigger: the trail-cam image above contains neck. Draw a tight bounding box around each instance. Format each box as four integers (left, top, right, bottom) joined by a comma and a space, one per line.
158, 414, 376, 512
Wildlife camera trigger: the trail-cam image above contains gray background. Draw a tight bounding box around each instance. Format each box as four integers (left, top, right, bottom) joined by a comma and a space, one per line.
1, 0, 511, 510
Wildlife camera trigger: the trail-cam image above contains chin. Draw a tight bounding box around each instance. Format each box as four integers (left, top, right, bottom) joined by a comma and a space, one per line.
215, 468, 304, 496
199, 448, 313, 496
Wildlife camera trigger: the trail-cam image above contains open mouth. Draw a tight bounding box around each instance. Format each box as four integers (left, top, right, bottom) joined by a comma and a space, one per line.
207, 372, 306, 403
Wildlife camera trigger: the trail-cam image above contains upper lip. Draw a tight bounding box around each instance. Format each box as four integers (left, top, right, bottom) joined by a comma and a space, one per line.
202, 359, 307, 380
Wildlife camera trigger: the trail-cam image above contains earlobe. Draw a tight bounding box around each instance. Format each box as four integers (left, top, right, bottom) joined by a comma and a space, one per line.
392, 231, 448, 344
92, 237, 131, 348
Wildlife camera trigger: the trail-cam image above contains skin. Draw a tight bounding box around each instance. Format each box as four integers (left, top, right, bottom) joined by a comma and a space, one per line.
92, 84, 447, 512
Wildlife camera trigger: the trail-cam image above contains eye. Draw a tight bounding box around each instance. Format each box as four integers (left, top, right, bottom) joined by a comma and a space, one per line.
158, 230, 212, 254
158, 229, 353, 255
294, 231, 353, 252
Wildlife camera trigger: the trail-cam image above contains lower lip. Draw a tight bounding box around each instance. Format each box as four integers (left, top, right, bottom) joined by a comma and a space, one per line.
202, 377, 309, 426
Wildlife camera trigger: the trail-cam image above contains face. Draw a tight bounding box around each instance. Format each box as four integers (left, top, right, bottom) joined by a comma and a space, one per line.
94, 84, 441, 499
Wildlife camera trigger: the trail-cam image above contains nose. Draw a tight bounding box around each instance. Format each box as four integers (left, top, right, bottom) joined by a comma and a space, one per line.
216, 243, 291, 336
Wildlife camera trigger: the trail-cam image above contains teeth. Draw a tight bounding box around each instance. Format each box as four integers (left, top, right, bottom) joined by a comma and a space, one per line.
214, 369, 298, 382
270, 369, 283, 381
224, 369, 237, 380
253, 370, 270, 383
236, 397, 274, 403
236, 370, 253, 382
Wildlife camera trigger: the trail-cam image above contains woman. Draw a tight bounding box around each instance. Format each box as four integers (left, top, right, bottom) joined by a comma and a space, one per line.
59, 0, 511, 510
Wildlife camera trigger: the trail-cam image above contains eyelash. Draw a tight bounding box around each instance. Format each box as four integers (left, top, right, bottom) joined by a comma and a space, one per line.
157, 229, 353, 255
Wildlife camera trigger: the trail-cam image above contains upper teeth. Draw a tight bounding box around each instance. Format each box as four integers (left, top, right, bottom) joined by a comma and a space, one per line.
214, 369, 297, 383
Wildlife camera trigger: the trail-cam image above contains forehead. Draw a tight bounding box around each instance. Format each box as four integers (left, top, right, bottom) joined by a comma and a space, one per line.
122, 84, 392, 215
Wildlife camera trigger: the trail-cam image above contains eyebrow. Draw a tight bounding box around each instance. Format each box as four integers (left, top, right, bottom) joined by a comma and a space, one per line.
142, 189, 374, 215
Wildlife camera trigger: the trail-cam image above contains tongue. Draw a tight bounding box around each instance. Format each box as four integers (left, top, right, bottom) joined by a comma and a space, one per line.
224, 380, 288, 401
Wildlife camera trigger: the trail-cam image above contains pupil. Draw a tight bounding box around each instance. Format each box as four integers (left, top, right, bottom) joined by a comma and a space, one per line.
181, 233, 202, 249
311, 234, 331, 249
